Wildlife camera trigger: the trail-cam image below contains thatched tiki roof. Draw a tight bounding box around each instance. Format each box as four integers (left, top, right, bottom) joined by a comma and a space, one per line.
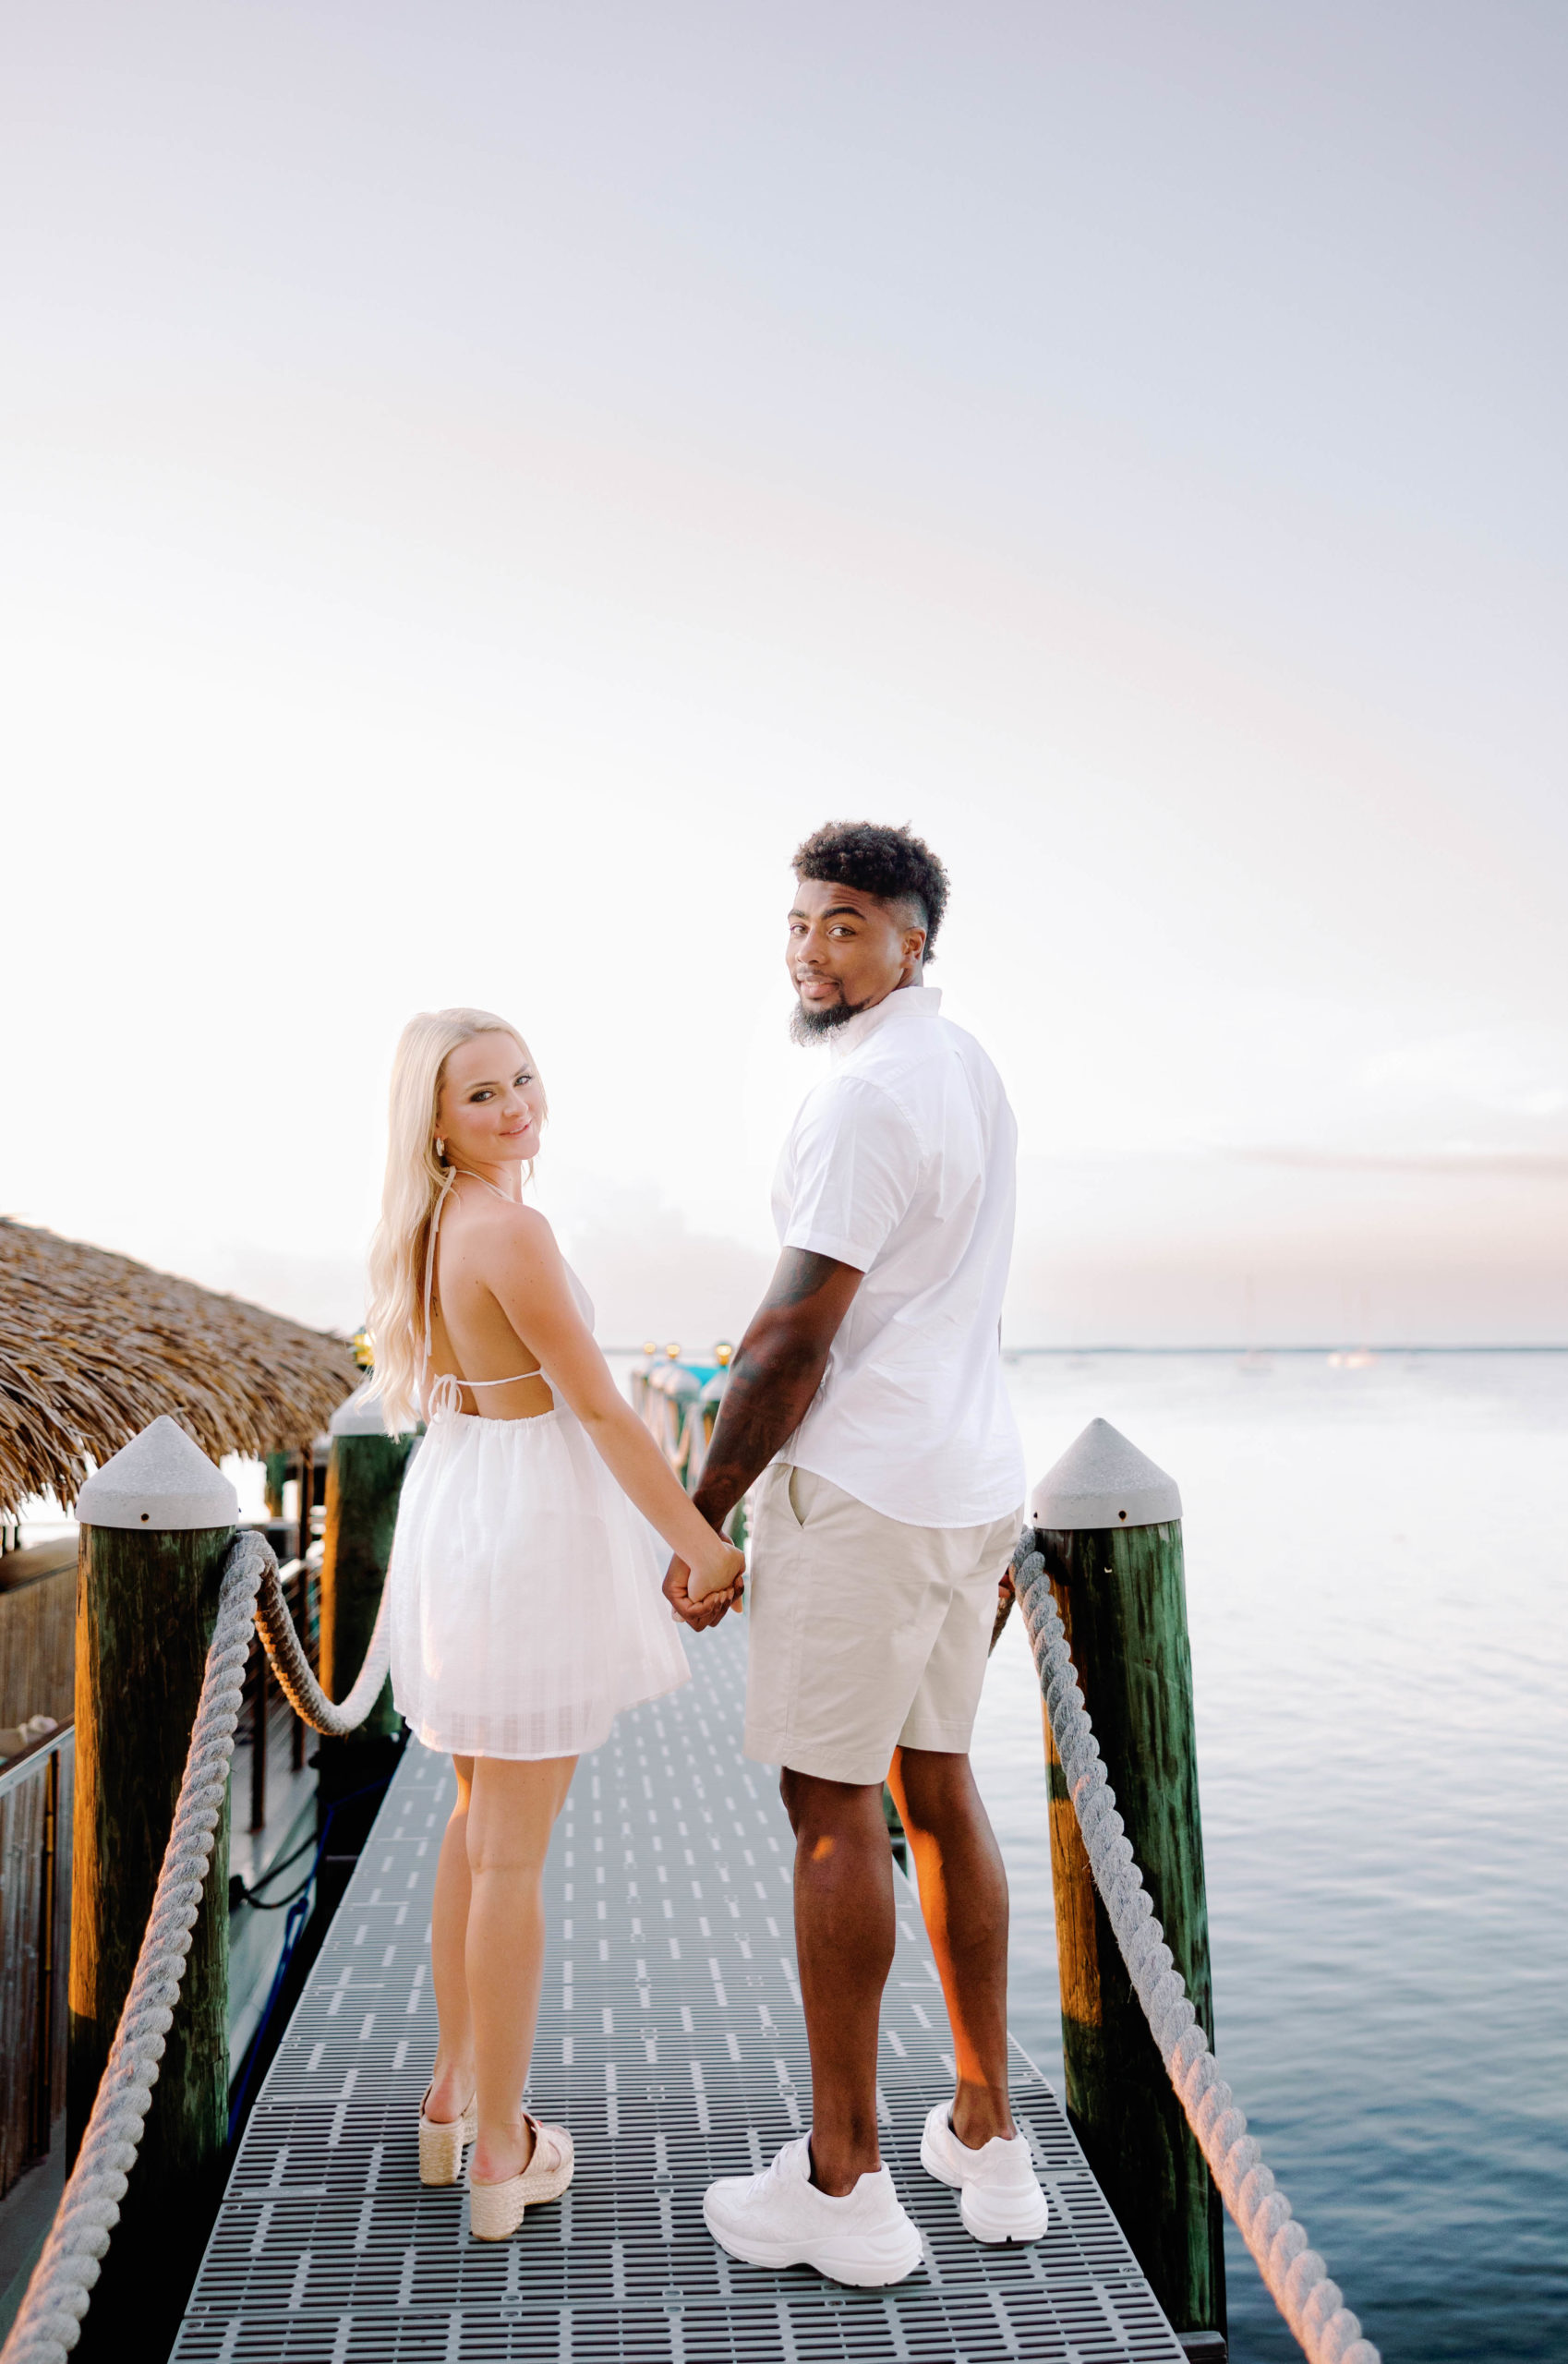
0, 1219, 358, 1520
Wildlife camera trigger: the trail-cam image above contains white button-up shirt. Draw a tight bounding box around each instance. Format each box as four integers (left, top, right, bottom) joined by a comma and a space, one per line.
771, 983, 1026, 1527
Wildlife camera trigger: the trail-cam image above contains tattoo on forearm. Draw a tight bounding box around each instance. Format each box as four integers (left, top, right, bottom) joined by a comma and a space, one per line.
767, 1248, 850, 1310
691, 1248, 862, 1524
695, 1362, 811, 1518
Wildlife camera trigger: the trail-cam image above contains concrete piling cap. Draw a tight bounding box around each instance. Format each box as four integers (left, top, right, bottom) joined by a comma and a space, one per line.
1030, 1417, 1182, 1531
75, 1414, 240, 1531
330, 1381, 396, 1437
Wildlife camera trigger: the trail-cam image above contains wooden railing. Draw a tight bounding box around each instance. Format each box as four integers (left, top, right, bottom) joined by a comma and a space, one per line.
0, 1723, 73, 2202
627, 1345, 744, 1538
0, 1538, 76, 1734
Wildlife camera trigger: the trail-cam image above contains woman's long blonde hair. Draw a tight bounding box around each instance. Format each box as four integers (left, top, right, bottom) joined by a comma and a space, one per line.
365, 1007, 533, 1431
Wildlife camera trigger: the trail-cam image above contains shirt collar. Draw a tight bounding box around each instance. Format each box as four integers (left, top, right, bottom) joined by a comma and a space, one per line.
829, 981, 943, 1062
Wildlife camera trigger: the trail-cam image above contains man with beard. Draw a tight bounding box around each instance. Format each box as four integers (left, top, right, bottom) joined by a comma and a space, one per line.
663, 820, 1046, 2286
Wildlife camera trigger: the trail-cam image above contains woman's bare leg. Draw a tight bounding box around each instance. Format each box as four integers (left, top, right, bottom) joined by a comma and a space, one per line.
466, 1754, 577, 2183
426, 1754, 476, 2122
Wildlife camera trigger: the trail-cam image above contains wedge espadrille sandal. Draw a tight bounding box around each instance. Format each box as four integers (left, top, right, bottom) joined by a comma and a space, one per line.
468, 2117, 574, 2240
418, 2088, 478, 2186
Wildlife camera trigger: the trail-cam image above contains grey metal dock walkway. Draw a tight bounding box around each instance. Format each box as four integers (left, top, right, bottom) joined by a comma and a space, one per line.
173, 1618, 1187, 2363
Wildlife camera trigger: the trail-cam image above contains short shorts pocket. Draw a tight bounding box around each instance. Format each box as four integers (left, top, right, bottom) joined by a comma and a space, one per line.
785, 1466, 820, 1528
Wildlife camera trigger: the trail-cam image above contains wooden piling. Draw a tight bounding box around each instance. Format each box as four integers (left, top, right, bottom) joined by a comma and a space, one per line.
312, 1389, 412, 1921
1031, 1418, 1225, 2356
67, 1416, 240, 2358
263, 1450, 288, 1519
290, 1552, 311, 1771
296, 1435, 317, 1562
248, 1640, 269, 1831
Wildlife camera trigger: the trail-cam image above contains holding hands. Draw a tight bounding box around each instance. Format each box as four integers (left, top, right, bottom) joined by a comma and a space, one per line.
663, 1532, 745, 1631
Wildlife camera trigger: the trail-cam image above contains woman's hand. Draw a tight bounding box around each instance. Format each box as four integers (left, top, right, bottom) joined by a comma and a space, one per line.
691, 1537, 746, 1604
664, 1539, 745, 1629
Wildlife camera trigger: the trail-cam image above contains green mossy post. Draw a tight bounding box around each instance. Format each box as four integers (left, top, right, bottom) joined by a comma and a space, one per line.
67, 1417, 241, 2360
1031, 1418, 1225, 2358
263, 1450, 288, 1518
313, 1393, 413, 1923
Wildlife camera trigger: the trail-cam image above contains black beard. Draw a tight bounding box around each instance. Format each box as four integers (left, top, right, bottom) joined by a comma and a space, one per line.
790, 995, 862, 1046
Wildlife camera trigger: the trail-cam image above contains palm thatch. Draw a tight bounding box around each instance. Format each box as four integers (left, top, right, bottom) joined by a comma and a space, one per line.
0, 1219, 358, 1519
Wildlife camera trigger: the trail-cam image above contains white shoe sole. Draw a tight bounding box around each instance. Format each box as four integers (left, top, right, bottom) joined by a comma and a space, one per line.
703, 2190, 923, 2286
920, 2122, 1050, 2244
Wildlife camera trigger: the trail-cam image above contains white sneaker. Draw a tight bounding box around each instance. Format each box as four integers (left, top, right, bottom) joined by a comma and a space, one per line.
703, 2134, 923, 2286
920, 2104, 1050, 2243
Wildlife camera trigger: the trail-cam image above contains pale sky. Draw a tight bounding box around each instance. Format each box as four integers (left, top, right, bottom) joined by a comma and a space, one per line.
3, 3, 1564, 1345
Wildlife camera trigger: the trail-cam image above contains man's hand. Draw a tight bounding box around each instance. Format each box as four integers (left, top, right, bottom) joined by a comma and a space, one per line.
663, 1552, 742, 1633
990, 1563, 1017, 1654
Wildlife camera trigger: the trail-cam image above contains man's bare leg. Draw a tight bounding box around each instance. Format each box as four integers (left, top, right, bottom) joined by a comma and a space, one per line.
779, 1768, 896, 2194
887, 1746, 1015, 2149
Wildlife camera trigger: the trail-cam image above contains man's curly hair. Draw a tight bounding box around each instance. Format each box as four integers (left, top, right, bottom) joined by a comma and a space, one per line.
791, 821, 950, 962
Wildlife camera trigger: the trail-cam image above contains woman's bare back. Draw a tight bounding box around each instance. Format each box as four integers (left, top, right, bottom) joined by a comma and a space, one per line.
427, 1186, 558, 1420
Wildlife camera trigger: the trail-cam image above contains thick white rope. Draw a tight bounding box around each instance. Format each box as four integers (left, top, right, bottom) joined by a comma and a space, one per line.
1013, 1542, 1380, 2364
2, 1530, 392, 2364
255, 1546, 392, 1737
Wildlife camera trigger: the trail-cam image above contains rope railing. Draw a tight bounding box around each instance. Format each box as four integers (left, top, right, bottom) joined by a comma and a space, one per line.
1012, 1539, 1380, 2364
254, 1547, 391, 1737
2, 1530, 392, 2364
5, 1506, 1377, 2363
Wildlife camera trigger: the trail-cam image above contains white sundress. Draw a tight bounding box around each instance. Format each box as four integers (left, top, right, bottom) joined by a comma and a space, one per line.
388, 1173, 690, 1759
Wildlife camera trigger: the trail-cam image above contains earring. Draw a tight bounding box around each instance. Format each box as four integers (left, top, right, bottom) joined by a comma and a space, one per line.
435, 1136, 446, 1161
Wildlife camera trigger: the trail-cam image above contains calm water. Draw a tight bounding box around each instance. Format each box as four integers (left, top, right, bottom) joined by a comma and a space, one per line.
972, 1352, 1568, 2363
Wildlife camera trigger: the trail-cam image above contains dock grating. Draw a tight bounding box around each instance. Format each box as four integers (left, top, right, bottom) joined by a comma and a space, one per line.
174, 1619, 1185, 2362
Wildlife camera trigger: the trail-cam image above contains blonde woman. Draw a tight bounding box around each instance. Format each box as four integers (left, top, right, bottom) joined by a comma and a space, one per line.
367, 1007, 744, 2240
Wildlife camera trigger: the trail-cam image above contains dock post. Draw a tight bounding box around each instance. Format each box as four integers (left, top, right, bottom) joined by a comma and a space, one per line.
312, 1389, 413, 1922
263, 1450, 287, 1518
1031, 1417, 1225, 2358
68, 1416, 239, 2356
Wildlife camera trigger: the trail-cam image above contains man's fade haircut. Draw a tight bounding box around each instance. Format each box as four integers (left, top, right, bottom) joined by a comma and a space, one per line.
791, 821, 950, 963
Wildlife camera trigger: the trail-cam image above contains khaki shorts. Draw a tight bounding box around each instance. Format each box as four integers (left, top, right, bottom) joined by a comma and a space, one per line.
743, 1463, 1023, 1785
